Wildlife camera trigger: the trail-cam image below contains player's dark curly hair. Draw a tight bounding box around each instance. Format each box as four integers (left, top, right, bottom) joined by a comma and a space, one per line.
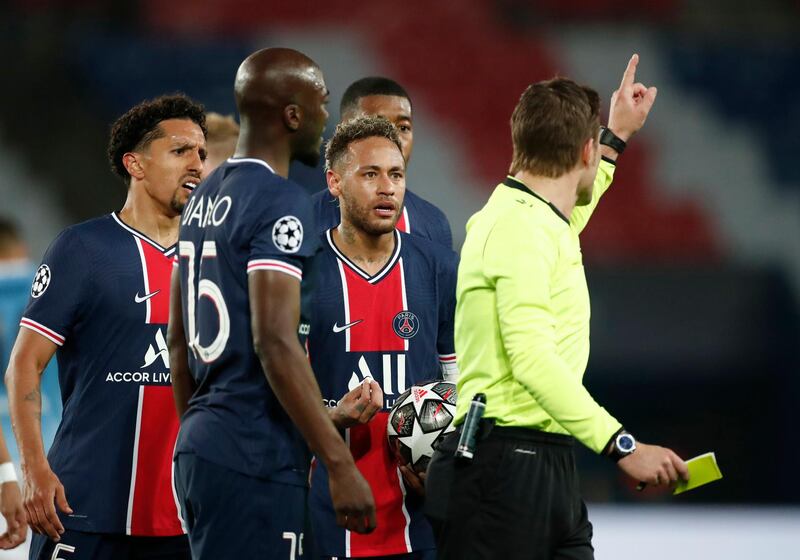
107, 94, 207, 184
325, 116, 403, 172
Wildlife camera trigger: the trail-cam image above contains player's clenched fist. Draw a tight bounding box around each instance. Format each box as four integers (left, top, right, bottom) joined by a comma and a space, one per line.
607, 53, 658, 141
617, 442, 689, 487
328, 461, 377, 534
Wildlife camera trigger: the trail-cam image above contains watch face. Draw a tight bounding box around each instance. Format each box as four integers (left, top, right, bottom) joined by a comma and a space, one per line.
617, 434, 635, 452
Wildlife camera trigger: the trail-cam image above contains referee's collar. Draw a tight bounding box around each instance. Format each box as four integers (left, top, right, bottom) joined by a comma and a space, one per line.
502, 176, 569, 225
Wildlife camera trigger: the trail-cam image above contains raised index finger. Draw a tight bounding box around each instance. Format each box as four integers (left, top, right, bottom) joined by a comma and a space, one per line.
619, 53, 639, 91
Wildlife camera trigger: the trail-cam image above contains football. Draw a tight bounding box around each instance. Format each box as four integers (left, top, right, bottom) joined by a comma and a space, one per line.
387, 380, 458, 473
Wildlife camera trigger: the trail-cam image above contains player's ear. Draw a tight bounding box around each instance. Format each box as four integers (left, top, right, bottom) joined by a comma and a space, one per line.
326, 169, 342, 198
123, 152, 145, 181
581, 137, 596, 167
284, 104, 301, 132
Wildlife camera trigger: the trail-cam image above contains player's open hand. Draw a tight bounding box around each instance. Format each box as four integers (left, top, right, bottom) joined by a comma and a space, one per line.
331, 377, 383, 429
617, 442, 689, 488
22, 463, 72, 542
607, 54, 657, 142
328, 461, 377, 534
0, 481, 27, 549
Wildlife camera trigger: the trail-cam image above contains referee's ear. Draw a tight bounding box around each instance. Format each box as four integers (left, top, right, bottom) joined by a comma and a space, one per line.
326, 169, 343, 199
580, 137, 598, 168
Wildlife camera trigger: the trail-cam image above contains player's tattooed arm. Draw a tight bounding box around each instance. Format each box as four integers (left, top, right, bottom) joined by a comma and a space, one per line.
330, 378, 383, 429
4, 328, 72, 541
167, 268, 196, 417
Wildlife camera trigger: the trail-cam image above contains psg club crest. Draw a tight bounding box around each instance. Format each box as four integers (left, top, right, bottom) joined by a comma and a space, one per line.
272, 215, 303, 253
392, 311, 419, 339
31, 264, 51, 298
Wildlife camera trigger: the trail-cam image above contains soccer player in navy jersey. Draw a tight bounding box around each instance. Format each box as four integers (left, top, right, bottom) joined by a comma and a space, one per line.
168, 48, 376, 560
312, 77, 453, 249
307, 116, 458, 560
5, 94, 206, 559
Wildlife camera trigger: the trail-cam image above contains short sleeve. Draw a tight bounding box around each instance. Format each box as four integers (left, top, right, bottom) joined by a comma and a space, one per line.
246, 188, 319, 283
21, 228, 91, 346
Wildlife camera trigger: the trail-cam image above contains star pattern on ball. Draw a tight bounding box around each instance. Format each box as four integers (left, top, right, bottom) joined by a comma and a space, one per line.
398, 413, 445, 466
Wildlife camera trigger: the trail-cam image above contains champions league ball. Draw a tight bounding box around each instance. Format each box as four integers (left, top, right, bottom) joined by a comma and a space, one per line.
387, 380, 458, 473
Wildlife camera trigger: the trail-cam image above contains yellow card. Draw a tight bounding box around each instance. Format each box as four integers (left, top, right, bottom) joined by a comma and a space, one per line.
673, 452, 722, 495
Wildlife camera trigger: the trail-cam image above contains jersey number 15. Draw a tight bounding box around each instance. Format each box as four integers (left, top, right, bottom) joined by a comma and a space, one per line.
179, 240, 230, 363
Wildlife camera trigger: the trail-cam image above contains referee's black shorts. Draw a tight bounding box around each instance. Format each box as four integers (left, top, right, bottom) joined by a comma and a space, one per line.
425, 423, 594, 560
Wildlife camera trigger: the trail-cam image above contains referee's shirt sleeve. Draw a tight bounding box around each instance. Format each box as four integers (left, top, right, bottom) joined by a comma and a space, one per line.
484, 215, 621, 453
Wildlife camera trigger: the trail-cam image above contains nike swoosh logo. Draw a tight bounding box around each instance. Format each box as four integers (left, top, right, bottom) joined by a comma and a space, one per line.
134, 290, 161, 303
332, 319, 363, 333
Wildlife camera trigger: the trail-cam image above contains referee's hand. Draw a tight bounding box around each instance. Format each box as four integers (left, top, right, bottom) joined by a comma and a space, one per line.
617, 443, 689, 488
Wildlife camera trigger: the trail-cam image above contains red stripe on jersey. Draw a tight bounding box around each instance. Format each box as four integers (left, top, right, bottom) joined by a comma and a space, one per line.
19, 317, 65, 346
342, 264, 406, 352
396, 207, 409, 233
136, 239, 173, 325
348, 412, 410, 556
128, 386, 183, 536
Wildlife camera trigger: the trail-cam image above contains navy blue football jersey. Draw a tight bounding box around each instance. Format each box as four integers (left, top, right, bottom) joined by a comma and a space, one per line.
308, 229, 458, 557
312, 188, 453, 249
175, 157, 319, 486
21, 213, 183, 536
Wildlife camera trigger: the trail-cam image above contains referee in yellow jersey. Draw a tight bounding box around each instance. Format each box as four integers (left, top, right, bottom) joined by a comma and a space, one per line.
425, 55, 689, 560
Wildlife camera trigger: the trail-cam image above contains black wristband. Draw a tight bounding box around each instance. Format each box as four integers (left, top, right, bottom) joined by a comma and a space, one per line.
600, 127, 627, 155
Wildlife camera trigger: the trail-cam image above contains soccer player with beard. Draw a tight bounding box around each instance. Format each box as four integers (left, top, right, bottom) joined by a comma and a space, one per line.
307, 116, 458, 560
312, 77, 452, 249
168, 48, 376, 560
5, 94, 204, 559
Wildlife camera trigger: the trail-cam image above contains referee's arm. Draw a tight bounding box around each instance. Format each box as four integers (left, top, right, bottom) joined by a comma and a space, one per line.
486, 218, 620, 454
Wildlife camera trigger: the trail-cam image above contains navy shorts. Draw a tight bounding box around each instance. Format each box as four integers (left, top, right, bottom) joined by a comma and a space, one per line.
173, 452, 306, 560
29, 531, 189, 560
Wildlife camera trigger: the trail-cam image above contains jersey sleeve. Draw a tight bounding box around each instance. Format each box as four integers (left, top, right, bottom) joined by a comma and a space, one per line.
246, 189, 319, 282
437, 249, 459, 381
20, 228, 91, 346
484, 214, 621, 453
569, 158, 616, 235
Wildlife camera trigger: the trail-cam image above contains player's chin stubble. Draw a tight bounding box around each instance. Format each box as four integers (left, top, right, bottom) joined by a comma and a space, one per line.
343, 197, 396, 237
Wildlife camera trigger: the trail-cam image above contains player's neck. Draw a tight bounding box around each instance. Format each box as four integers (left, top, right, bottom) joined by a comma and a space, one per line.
118, 188, 180, 248
333, 222, 396, 276
234, 129, 291, 178
513, 169, 581, 219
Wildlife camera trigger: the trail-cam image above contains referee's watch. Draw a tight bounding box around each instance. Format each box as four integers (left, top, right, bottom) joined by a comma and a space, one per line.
606, 430, 637, 462
599, 127, 627, 155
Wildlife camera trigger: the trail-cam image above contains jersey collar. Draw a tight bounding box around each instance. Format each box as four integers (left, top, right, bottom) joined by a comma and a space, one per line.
326, 228, 402, 284
226, 157, 276, 174
111, 212, 176, 255
502, 176, 569, 225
